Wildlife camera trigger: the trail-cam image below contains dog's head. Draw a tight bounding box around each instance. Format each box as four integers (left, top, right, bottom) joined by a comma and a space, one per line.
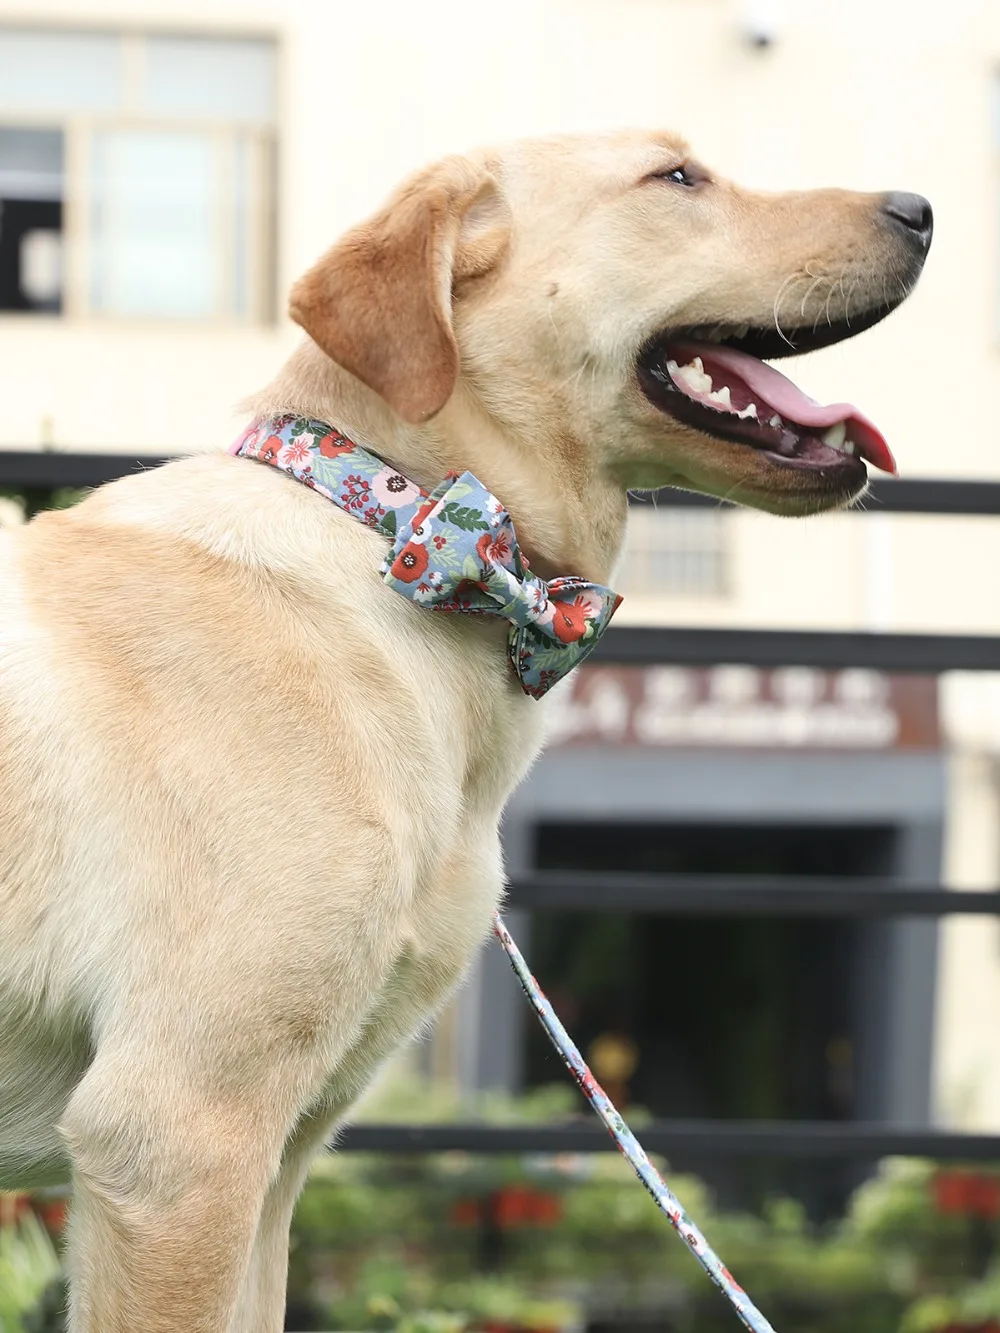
289, 131, 930, 519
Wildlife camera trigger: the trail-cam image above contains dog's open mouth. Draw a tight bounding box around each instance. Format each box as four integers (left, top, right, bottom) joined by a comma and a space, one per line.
638, 315, 897, 479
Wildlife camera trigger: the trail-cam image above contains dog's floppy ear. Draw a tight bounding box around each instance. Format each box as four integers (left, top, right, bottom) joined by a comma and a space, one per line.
289, 157, 509, 424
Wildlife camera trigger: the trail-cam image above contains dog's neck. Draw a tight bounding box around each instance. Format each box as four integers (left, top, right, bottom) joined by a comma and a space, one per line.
244, 339, 629, 587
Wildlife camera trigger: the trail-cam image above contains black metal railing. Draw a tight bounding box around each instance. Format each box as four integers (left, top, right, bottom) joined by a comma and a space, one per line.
504, 874, 1000, 917
3, 450, 1000, 514
337, 1121, 1000, 1159
9, 449, 1000, 1161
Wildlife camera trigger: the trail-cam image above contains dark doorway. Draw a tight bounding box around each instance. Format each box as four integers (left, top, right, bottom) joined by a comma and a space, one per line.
524, 821, 899, 1217
524, 910, 856, 1123
534, 819, 897, 878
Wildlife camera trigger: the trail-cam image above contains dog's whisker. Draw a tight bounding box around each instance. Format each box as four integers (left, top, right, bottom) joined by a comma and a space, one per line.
844, 277, 861, 329
799, 274, 826, 323
815, 279, 837, 334
772, 272, 808, 347
821, 285, 833, 331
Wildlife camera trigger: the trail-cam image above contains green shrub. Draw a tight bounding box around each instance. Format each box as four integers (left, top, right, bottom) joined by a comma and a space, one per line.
0, 1215, 61, 1333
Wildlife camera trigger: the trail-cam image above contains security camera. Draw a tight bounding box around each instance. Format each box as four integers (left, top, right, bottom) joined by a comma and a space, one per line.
740, 0, 781, 49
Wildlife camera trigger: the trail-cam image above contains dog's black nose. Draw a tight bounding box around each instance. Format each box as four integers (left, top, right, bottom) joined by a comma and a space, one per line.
881, 192, 933, 250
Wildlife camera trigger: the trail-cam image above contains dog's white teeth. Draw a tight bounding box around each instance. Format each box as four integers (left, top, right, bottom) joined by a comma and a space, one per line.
731, 323, 750, 338
818, 422, 857, 456
768, 414, 783, 429
737, 402, 758, 420
822, 422, 847, 449
673, 361, 713, 394
707, 385, 732, 409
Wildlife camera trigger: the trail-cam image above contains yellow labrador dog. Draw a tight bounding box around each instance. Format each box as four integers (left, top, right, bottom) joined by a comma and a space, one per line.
0, 131, 930, 1331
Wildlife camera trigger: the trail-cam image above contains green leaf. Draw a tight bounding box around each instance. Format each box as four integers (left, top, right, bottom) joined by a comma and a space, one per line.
434, 545, 462, 569
440, 503, 490, 533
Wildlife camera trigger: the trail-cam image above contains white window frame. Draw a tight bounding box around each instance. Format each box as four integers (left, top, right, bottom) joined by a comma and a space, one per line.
0, 24, 278, 326
620, 505, 730, 599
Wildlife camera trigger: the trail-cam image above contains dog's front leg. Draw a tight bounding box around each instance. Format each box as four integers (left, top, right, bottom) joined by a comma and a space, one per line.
57, 1032, 345, 1333
230, 942, 475, 1333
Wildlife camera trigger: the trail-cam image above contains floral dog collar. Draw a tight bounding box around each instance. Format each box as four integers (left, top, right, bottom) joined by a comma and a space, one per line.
230, 415, 622, 698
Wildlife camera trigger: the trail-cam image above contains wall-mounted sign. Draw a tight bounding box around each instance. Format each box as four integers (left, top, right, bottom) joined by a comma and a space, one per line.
548, 666, 939, 751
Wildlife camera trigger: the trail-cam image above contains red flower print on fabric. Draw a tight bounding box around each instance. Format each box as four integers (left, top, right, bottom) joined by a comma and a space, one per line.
318, 431, 355, 459
551, 597, 590, 643
390, 542, 429, 583
258, 434, 283, 463
476, 528, 515, 568
530, 669, 561, 697
279, 437, 312, 466
409, 497, 438, 540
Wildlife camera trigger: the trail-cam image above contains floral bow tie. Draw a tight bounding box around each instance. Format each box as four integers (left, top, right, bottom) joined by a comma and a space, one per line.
230, 416, 622, 698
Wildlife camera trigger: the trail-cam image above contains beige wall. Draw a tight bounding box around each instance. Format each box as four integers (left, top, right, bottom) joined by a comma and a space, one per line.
4, 0, 1000, 1124
5, 0, 999, 630
937, 672, 1000, 1128
0, 0, 988, 464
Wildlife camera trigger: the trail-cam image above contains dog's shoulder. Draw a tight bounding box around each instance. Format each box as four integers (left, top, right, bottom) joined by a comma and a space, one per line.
3, 452, 545, 811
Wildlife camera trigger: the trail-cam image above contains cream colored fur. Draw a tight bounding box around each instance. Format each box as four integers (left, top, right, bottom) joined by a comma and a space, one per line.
0, 131, 925, 1331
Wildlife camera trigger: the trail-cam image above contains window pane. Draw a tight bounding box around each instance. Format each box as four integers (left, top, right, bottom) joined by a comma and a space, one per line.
0, 127, 63, 312
143, 36, 276, 122
229, 136, 250, 318
0, 127, 62, 202
0, 28, 122, 113
620, 509, 728, 597
89, 129, 216, 318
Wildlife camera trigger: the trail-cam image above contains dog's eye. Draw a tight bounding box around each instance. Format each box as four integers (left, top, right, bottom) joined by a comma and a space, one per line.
651, 165, 696, 187
646, 162, 709, 189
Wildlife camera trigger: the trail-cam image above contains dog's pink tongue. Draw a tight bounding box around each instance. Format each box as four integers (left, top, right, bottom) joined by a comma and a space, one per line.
673, 342, 897, 475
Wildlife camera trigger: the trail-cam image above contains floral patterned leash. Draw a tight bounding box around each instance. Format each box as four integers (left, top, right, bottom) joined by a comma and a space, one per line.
492, 912, 778, 1333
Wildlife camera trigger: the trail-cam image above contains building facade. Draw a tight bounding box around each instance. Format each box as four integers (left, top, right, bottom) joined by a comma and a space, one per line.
2, 0, 1000, 1133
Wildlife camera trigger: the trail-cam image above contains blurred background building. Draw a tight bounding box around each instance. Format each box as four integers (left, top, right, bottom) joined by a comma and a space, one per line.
2, 0, 1000, 1209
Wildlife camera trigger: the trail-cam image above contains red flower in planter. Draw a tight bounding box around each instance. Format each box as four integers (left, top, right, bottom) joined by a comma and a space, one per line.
491, 1185, 562, 1228
933, 1170, 1000, 1218
451, 1198, 481, 1227
0, 1192, 66, 1235
530, 1192, 561, 1226
37, 1199, 68, 1232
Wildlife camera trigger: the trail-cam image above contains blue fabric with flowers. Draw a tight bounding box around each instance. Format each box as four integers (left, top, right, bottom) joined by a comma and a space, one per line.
230, 415, 622, 699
